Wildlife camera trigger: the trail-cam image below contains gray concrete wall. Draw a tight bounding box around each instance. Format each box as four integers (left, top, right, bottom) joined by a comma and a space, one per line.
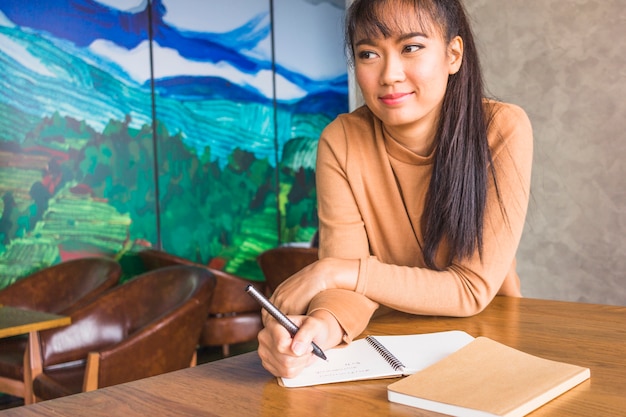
465, 0, 626, 305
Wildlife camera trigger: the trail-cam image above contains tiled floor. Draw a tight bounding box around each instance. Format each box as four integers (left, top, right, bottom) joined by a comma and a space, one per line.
0, 340, 259, 410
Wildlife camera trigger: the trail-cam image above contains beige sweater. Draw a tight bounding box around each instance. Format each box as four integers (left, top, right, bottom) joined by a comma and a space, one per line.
308, 101, 533, 342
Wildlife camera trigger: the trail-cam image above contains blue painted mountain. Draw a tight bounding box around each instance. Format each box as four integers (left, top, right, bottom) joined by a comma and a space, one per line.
151, 76, 271, 104
0, 20, 348, 166
0, 0, 348, 98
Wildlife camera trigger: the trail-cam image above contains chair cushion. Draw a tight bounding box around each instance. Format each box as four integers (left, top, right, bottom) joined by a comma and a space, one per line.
32, 362, 86, 401
40, 313, 126, 366
0, 336, 28, 380
199, 313, 262, 346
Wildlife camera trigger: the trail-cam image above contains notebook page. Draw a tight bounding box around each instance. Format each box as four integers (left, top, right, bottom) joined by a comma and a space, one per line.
280, 338, 403, 387
370, 331, 474, 374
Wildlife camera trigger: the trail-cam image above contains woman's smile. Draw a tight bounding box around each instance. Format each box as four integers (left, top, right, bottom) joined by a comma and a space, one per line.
379, 92, 414, 105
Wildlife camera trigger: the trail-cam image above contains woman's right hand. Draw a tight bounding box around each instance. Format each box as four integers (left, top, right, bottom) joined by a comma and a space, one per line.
257, 310, 343, 378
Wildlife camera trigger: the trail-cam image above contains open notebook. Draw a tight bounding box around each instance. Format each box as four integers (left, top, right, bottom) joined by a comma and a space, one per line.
280, 330, 474, 387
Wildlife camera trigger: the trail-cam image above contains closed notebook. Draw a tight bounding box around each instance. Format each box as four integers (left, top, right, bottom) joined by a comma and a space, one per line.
280, 330, 474, 388
387, 337, 590, 417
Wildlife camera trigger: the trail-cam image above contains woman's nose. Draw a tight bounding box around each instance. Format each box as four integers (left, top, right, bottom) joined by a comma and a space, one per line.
379, 55, 405, 85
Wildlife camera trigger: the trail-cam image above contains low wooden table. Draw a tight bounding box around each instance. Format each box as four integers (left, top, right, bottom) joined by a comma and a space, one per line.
0, 307, 71, 338
2, 297, 625, 416
0, 306, 71, 405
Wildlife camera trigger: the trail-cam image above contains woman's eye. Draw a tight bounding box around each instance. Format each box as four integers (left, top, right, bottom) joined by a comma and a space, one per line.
404, 44, 422, 53
357, 50, 377, 60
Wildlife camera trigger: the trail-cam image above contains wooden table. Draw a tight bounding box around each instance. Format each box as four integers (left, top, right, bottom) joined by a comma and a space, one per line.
2, 297, 625, 416
0, 306, 72, 405
0, 307, 71, 339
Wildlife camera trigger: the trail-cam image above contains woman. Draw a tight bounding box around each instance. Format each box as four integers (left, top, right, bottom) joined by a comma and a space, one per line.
258, 0, 533, 378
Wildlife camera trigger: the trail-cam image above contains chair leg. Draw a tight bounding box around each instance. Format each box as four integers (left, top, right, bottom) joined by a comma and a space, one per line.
24, 331, 43, 405
222, 344, 230, 357
83, 352, 101, 392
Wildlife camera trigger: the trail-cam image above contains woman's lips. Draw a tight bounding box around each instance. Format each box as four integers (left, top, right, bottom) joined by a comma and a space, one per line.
379, 92, 412, 105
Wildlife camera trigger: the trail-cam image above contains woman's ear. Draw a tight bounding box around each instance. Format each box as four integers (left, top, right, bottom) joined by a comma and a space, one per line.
448, 36, 464, 75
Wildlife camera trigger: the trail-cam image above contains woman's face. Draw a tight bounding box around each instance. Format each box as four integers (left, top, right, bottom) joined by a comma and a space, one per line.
353, 10, 463, 152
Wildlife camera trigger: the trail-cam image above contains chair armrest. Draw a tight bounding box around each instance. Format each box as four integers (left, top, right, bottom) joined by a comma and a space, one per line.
91, 299, 207, 389
39, 311, 125, 367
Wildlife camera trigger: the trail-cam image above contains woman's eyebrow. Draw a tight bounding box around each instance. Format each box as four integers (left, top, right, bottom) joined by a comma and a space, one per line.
398, 31, 430, 41
355, 31, 429, 47
355, 37, 376, 47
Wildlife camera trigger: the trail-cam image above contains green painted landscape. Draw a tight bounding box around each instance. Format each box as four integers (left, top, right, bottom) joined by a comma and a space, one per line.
0, 105, 325, 288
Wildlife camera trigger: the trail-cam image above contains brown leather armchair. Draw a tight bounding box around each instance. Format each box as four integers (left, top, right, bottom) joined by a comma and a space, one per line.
138, 249, 264, 356
0, 257, 121, 404
30, 265, 216, 402
257, 246, 319, 293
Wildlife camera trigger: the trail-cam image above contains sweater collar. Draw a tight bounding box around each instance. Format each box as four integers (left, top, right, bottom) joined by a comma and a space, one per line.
381, 122, 436, 165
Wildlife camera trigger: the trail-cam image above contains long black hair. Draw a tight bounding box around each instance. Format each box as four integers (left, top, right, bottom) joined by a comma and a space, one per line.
345, 0, 496, 269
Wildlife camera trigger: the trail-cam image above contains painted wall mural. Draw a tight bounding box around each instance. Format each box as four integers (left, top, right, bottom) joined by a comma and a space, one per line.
0, 0, 348, 286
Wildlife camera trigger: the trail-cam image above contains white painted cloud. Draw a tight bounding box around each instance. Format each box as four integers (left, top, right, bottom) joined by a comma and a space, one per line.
0, 10, 15, 27
0, 32, 55, 77
87, 0, 343, 98
92, 0, 148, 13
160, 0, 346, 81
89, 39, 151, 83
161, 0, 269, 33
88, 38, 307, 100
159, 0, 273, 62
273, 0, 346, 80
238, 34, 273, 64
304, 0, 345, 6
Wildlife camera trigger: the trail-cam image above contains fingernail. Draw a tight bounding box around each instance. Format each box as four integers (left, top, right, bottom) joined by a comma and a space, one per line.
292, 342, 306, 356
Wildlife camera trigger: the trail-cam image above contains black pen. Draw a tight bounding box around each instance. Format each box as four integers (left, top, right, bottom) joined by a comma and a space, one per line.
245, 284, 328, 361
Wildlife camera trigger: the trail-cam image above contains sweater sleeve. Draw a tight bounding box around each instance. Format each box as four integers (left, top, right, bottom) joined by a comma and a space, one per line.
307, 289, 379, 343
311, 115, 381, 338
356, 103, 533, 317
316, 115, 372, 260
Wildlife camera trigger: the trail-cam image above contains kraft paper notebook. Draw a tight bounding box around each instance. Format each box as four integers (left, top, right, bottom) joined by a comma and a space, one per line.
387, 337, 590, 417
280, 330, 474, 388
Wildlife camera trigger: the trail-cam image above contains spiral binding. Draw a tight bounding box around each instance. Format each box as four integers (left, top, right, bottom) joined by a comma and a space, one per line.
365, 336, 406, 372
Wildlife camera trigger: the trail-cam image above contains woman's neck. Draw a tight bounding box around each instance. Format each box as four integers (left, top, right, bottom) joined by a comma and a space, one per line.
382, 122, 438, 157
